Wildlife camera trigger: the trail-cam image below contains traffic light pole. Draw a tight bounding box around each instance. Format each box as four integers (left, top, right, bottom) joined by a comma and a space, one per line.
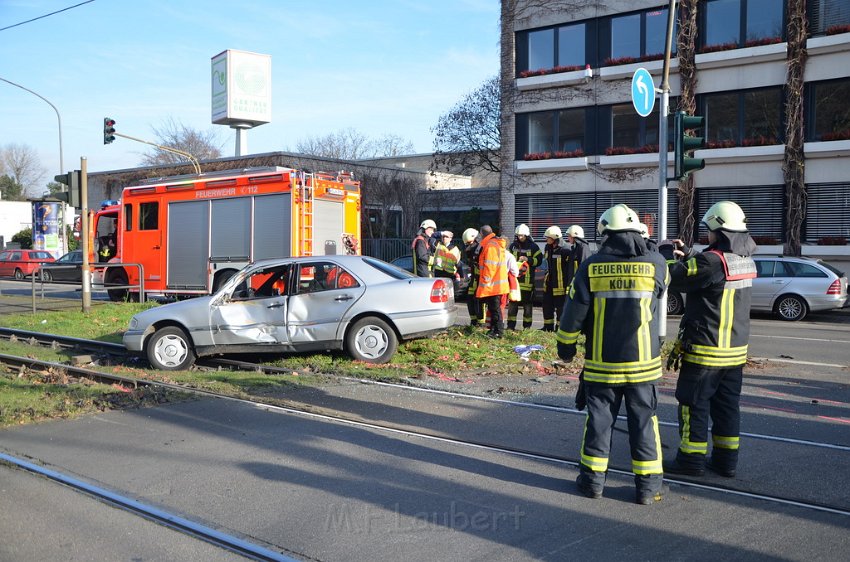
80, 157, 91, 313
657, 0, 677, 339
111, 131, 201, 175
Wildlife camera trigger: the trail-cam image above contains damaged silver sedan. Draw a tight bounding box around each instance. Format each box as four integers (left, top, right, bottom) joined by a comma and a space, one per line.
123, 255, 457, 370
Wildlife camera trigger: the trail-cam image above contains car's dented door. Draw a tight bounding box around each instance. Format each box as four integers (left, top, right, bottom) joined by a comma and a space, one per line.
209, 264, 292, 345
287, 261, 365, 343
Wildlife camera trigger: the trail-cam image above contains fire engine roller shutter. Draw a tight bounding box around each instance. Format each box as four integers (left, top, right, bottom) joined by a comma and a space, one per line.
253, 194, 292, 259
313, 199, 344, 255
210, 198, 251, 261
167, 200, 210, 289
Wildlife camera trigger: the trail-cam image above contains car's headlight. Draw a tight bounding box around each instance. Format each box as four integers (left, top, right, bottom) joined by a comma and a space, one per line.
128, 317, 138, 330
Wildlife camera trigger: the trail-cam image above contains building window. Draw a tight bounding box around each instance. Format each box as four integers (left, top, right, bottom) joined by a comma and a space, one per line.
517, 109, 589, 159
605, 104, 662, 155
517, 22, 590, 76
808, 0, 850, 35
604, 6, 676, 65
703, 87, 783, 148
701, 0, 784, 52
808, 78, 850, 141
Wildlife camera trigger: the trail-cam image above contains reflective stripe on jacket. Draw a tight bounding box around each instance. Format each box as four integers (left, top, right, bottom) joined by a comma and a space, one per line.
476, 233, 509, 298
557, 247, 669, 384
544, 240, 571, 296
669, 250, 756, 368
509, 238, 542, 291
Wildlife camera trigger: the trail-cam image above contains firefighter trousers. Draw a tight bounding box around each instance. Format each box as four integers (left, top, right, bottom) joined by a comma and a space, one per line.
541, 292, 564, 331
466, 289, 481, 325
673, 362, 743, 473
578, 382, 663, 494
507, 289, 534, 329
480, 295, 504, 335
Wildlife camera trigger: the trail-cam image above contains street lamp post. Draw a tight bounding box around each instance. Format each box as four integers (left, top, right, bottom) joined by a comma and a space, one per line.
0, 76, 64, 173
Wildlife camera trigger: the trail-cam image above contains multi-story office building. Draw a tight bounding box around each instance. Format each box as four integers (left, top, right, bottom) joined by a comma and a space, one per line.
500, 0, 850, 253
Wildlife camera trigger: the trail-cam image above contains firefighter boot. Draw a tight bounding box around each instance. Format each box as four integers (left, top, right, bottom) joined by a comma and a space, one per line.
663, 453, 705, 477
575, 471, 604, 499
707, 448, 738, 478
635, 475, 664, 505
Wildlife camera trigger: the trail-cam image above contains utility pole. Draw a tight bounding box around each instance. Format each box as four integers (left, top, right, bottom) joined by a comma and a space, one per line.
80, 157, 91, 313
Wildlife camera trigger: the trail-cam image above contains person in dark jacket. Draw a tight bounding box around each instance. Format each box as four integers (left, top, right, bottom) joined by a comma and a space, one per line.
507, 223, 542, 330
412, 219, 437, 277
661, 201, 757, 479
557, 204, 668, 505
565, 224, 594, 287
462, 228, 482, 326
540, 225, 571, 332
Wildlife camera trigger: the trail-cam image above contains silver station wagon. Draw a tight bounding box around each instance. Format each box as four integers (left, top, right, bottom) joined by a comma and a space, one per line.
124, 255, 457, 370
667, 255, 848, 321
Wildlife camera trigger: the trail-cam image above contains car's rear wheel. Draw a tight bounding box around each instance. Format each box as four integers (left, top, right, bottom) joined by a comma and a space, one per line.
667, 291, 685, 315
346, 317, 398, 363
146, 326, 195, 370
14, 268, 24, 280
40, 270, 52, 282
774, 294, 807, 321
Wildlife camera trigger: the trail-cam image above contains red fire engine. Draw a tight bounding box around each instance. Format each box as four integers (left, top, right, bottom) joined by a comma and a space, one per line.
89, 167, 361, 301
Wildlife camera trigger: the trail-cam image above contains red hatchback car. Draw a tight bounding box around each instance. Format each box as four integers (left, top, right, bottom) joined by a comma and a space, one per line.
0, 249, 55, 279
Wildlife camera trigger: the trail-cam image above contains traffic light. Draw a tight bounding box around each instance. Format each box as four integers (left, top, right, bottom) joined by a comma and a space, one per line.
673, 111, 706, 180
103, 117, 116, 144
54, 170, 82, 208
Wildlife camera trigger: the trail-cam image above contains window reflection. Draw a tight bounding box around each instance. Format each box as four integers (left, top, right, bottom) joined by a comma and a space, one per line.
529, 112, 555, 153
705, 0, 741, 47
812, 79, 850, 141
558, 23, 585, 67
528, 29, 554, 71
611, 13, 641, 59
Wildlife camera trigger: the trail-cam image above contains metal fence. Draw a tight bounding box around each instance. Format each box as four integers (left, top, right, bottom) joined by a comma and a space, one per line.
361, 238, 411, 263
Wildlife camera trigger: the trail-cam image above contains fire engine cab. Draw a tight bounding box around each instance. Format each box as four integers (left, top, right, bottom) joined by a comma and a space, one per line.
90, 167, 361, 301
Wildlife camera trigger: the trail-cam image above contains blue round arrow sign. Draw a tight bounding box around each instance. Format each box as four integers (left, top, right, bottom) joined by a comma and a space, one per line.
631, 68, 656, 117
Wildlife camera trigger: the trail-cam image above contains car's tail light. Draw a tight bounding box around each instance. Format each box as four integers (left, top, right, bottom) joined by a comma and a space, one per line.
826, 279, 842, 295
430, 278, 449, 303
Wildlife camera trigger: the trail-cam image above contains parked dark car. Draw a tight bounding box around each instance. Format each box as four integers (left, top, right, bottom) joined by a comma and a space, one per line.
390, 255, 470, 300
40, 250, 83, 282
0, 249, 55, 279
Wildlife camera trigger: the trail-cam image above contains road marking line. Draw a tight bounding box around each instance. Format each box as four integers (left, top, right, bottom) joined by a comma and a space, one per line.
750, 356, 846, 368
751, 334, 850, 343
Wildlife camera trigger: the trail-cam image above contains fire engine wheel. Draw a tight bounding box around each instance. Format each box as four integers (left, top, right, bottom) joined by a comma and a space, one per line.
14, 268, 24, 280
106, 270, 129, 302
147, 326, 196, 371
774, 294, 808, 322
213, 269, 238, 293
346, 317, 398, 364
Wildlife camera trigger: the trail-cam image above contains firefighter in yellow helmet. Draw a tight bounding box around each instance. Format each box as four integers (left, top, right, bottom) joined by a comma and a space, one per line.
507, 224, 542, 330
661, 201, 757, 479
461, 228, 482, 326
557, 204, 668, 504
540, 225, 571, 331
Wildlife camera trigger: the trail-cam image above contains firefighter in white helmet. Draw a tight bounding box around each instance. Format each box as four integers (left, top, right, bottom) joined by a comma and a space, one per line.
565, 224, 596, 287
507, 224, 542, 330
461, 228, 482, 326
412, 219, 437, 277
557, 203, 668, 504
540, 225, 570, 331
661, 201, 757, 480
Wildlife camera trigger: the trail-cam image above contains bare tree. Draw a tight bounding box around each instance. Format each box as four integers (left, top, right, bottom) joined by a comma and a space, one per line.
139, 118, 224, 167
293, 128, 414, 159
432, 75, 501, 175
1, 143, 46, 198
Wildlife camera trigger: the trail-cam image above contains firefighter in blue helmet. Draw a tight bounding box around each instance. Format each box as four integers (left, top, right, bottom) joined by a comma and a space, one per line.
557, 204, 669, 505
661, 201, 757, 479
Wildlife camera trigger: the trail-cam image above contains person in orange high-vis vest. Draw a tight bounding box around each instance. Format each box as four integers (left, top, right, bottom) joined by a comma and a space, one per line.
475, 225, 509, 338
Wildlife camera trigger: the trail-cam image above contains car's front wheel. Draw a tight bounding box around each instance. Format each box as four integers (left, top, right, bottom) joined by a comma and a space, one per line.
346, 317, 398, 363
667, 291, 685, 315
146, 326, 196, 370
774, 294, 808, 321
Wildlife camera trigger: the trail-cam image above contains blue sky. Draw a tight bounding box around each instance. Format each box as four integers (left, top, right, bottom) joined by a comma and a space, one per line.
0, 0, 499, 181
